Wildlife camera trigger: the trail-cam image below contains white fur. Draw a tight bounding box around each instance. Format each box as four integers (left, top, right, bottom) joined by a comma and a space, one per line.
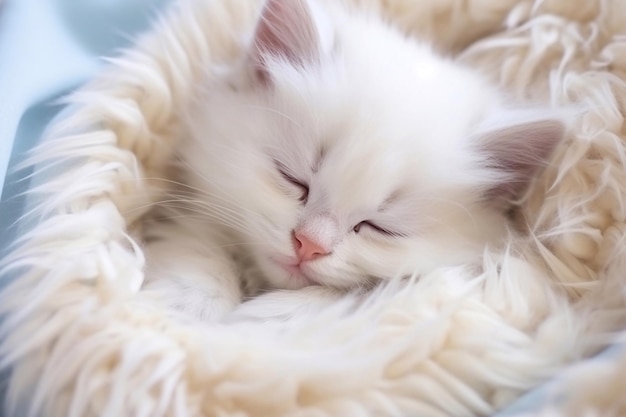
144, 0, 565, 321
1, 0, 626, 416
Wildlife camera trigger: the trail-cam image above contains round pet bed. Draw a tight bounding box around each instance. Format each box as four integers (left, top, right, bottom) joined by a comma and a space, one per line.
3, 0, 626, 416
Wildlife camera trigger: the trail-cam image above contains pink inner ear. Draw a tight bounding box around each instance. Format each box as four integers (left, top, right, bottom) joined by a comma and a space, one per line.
251, 0, 321, 83
482, 119, 565, 202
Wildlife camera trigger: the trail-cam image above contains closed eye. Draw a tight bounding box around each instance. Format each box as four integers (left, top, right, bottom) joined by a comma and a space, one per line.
276, 164, 309, 203
353, 221, 404, 237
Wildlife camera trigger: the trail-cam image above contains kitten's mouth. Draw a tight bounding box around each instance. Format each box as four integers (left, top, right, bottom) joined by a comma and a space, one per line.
271, 256, 321, 287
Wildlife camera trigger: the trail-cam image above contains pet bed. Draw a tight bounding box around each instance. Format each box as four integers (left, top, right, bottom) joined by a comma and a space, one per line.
2, 0, 626, 416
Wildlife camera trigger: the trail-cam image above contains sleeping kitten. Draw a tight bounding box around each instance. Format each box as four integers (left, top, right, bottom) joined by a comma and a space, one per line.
142, 0, 565, 321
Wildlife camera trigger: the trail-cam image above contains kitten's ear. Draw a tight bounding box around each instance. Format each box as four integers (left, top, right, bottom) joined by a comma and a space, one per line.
480, 118, 566, 204
250, 0, 329, 84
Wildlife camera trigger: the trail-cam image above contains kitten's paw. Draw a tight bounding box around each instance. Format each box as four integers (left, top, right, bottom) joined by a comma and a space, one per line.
226, 286, 344, 322
144, 281, 238, 323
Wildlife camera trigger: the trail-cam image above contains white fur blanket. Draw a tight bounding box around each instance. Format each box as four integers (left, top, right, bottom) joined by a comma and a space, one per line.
2, 0, 626, 416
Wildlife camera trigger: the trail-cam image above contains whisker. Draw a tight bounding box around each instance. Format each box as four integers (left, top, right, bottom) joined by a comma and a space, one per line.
154, 203, 249, 232
419, 196, 480, 230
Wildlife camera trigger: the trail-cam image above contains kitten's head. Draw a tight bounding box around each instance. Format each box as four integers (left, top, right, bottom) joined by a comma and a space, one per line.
183, 0, 565, 289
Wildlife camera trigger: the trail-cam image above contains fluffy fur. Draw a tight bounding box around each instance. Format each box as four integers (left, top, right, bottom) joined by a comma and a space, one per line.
143, 0, 565, 322
1, 0, 626, 416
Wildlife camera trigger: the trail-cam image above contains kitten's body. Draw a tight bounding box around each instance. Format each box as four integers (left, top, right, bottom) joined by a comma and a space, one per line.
143, 0, 565, 321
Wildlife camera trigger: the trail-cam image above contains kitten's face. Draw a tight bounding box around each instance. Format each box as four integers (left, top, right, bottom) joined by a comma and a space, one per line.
183, 0, 563, 290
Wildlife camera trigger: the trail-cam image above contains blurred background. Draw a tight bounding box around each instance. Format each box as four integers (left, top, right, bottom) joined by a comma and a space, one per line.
0, 0, 168, 408
0, 0, 169, 254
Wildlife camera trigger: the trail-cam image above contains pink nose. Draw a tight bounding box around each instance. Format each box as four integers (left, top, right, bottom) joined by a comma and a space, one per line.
292, 231, 329, 262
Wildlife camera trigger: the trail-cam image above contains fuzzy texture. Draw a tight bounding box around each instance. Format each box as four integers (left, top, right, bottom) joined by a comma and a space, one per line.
143, 0, 567, 322
2, 0, 626, 417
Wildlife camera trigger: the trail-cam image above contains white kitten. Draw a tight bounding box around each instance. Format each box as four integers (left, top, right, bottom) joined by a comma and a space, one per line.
143, 0, 565, 322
